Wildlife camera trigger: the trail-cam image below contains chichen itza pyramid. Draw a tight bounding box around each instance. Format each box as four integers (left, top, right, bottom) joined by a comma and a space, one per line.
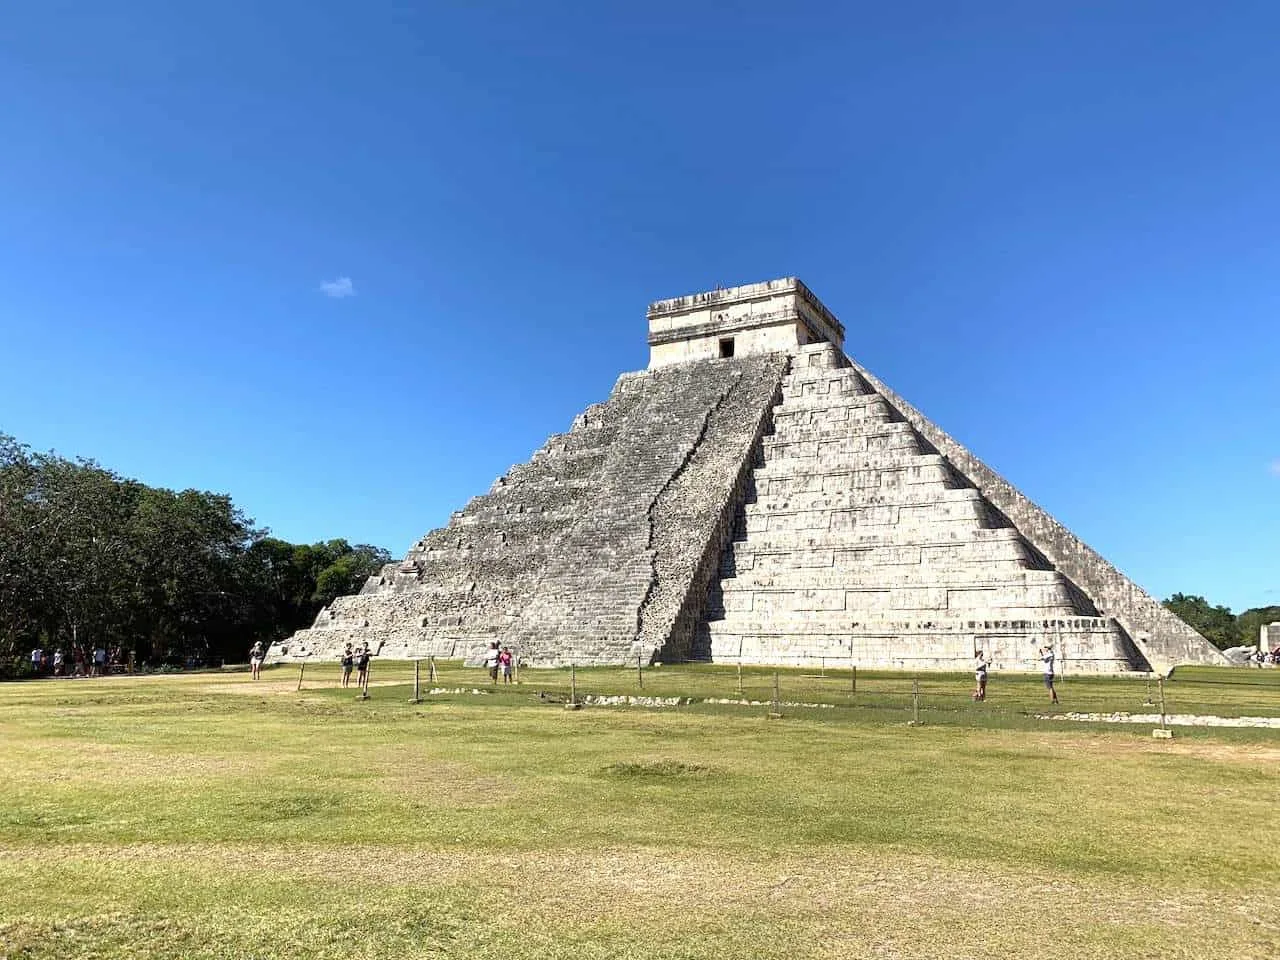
270, 278, 1225, 674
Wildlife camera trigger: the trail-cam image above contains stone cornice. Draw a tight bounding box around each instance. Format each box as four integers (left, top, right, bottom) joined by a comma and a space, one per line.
648, 306, 800, 347
647, 277, 846, 344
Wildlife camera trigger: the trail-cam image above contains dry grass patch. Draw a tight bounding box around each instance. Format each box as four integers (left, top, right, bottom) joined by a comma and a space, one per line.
2, 667, 1279, 958
366, 748, 521, 807
2, 844, 1277, 959
3, 740, 260, 783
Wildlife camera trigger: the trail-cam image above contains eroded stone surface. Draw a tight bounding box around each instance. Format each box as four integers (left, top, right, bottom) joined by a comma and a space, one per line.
273, 351, 785, 666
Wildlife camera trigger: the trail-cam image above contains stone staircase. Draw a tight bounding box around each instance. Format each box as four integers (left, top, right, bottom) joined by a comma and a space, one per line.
701, 343, 1144, 673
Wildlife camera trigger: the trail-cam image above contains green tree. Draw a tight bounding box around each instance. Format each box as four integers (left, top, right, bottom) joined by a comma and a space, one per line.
1235, 605, 1280, 648
0, 432, 298, 672
1162, 593, 1239, 650
313, 544, 391, 607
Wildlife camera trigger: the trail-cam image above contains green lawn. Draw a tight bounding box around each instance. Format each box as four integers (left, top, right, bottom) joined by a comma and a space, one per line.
1, 663, 1277, 959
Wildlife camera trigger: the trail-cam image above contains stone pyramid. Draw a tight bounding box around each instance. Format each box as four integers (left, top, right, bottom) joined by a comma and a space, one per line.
270, 278, 1224, 674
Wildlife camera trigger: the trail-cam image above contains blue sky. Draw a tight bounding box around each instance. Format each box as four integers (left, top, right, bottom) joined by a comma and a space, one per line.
1, 2, 1276, 611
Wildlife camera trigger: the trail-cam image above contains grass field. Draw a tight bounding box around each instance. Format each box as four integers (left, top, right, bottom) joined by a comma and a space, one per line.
1, 662, 1278, 959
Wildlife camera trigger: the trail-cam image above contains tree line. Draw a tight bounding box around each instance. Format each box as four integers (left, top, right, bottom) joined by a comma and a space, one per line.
1161, 593, 1280, 651
0, 433, 389, 676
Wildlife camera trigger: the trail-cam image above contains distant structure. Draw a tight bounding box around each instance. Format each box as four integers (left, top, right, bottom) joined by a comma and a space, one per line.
270, 278, 1224, 673
1264, 623, 1280, 652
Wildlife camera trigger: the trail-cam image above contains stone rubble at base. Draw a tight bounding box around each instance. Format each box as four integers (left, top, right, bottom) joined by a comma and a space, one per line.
268, 278, 1225, 675
1038, 712, 1280, 729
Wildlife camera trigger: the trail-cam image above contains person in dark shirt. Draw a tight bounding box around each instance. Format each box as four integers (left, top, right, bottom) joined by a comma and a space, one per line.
340, 644, 355, 688
1039, 646, 1059, 704
356, 644, 372, 688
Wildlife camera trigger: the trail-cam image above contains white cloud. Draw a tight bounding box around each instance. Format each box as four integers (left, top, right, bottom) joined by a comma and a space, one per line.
1269, 459, 1280, 478
319, 276, 356, 299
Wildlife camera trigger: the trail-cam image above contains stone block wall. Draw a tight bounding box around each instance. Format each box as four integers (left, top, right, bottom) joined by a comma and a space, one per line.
841, 353, 1226, 671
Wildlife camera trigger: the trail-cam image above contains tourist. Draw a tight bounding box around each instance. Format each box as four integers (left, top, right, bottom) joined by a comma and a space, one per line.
30, 647, 43, 676
93, 646, 108, 677
340, 644, 355, 688
1039, 645, 1059, 704
52, 649, 64, 677
499, 646, 514, 684
356, 643, 372, 689
973, 649, 991, 701
249, 641, 265, 680
484, 642, 500, 683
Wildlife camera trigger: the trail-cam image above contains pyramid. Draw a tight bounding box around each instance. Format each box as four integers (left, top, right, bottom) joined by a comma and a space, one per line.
270, 278, 1224, 674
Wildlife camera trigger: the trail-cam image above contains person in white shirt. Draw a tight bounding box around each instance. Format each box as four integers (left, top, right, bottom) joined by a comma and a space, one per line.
484, 642, 500, 683
972, 650, 991, 701
249, 641, 265, 680
1040, 645, 1059, 704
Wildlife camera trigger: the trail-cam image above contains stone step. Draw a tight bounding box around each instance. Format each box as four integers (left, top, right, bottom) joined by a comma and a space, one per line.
740, 493, 988, 532
762, 431, 922, 458
791, 343, 845, 371
780, 370, 870, 398
724, 530, 1034, 573
768, 419, 915, 443
725, 553, 1037, 577
755, 467, 958, 499
705, 620, 1133, 674
753, 451, 949, 479
772, 391, 898, 418
746, 485, 980, 512
713, 584, 1080, 619
729, 519, 1010, 552
718, 567, 1057, 591
713, 601, 1081, 622
706, 614, 1115, 636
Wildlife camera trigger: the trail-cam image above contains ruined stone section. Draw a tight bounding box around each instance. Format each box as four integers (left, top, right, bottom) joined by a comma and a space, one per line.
512, 353, 788, 665
275, 380, 650, 663
842, 355, 1227, 673
1264, 623, 1280, 652
638, 355, 789, 662
270, 353, 790, 666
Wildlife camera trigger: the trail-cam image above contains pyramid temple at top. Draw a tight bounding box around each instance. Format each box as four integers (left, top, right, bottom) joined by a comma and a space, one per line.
269, 278, 1224, 674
